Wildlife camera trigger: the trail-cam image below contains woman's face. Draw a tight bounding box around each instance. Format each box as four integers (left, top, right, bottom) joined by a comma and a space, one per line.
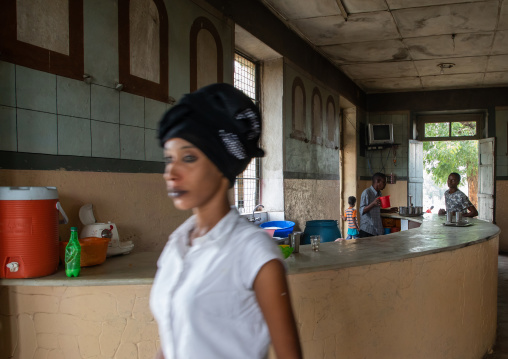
163, 138, 229, 211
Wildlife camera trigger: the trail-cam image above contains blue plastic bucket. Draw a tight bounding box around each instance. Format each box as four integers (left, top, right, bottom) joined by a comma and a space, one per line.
302, 220, 341, 244
260, 221, 295, 238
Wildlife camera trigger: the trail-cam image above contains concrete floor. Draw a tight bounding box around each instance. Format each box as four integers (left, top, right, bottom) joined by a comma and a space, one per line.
485, 254, 508, 359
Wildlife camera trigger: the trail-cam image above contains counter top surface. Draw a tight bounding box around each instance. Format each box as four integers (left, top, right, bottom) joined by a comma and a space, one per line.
0, 214, 499, 286
285, 214, 499, 274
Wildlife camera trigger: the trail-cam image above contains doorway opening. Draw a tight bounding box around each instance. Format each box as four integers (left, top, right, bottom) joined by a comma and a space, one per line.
422, 139, 479, 214
411, 112, 494, 222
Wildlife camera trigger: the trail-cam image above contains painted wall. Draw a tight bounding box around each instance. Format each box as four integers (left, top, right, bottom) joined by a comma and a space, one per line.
0, 170, 189, 253
282, 61, 342, 229
0, 285, 157, 358
260, 58, 284, 212
358, 180, 408, 209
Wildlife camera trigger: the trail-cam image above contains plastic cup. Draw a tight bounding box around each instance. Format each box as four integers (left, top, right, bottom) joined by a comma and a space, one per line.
310, 235, 320, 251
379, 195, 391, 208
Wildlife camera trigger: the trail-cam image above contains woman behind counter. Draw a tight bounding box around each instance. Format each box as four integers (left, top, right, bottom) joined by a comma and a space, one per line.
149, 83, 302, 359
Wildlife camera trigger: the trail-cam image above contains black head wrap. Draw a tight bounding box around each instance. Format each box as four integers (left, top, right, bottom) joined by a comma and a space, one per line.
158, 83, 265, 186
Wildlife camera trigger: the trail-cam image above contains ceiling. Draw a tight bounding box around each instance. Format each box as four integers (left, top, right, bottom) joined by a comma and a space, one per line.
238, 0, 508, 94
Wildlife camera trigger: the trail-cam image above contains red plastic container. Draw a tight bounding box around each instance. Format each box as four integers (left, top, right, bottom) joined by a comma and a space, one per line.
0, 187, 68, 279
379, 195, 391, 208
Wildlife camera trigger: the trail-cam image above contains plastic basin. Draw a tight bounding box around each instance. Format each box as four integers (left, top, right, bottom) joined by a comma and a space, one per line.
302, 220, 341, 244
260, 221, 295, 238
59, 237, 110, 267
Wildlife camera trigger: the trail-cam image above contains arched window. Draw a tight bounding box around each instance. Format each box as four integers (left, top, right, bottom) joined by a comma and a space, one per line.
326, 95, 337, 148
190, 17, 223, 92
290, 77, 307, 141
118, 0, 169, 102
311, 87, 323, 145
0, 0, 84, 79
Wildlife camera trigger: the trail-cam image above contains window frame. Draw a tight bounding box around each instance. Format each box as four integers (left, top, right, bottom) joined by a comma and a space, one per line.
233, 51, 261, 214
416, 113, 484, 142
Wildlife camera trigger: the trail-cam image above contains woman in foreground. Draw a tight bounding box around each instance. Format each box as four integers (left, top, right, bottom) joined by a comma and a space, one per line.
150, 83, 302, 359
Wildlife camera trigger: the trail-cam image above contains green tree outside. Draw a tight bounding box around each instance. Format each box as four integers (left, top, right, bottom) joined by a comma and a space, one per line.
422, 122, 478, 207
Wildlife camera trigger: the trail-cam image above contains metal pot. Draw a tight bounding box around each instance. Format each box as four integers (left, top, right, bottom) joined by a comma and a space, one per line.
399, 206, 408, 215
415, 206, 423, 215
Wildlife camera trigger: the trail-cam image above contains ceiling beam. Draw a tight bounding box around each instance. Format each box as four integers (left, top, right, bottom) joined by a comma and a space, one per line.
367, 87, 508, 112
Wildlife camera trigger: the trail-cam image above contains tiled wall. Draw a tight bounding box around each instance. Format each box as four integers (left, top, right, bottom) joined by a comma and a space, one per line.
0, 61, 167, 162
358, 112, 409, 179
0, 0, 234, 169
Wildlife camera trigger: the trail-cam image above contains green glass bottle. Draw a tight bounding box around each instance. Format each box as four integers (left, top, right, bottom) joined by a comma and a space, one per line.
65, 227, 81, 277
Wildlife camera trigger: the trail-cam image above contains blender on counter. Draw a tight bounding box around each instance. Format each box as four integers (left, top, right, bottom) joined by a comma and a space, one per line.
78, 203, 134, 257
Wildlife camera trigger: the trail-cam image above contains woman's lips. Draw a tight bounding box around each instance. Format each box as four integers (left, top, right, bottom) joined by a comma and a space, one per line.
168, 190, 187, 198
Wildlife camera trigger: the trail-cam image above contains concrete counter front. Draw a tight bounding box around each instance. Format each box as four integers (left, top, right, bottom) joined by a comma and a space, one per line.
0, 215, 500, 359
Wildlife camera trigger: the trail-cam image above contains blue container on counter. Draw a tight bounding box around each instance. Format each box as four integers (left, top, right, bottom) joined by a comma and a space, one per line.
260, 221, 295, 238
302, 220, 342, 244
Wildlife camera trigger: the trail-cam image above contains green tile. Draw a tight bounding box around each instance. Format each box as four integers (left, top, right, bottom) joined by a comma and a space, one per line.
145, 98, 168, 129
91, 85, 119, 123
16, 66, 56, 113
120, 92, 144, 127
0, 106, 17, 151
91, 120, 119, 158
120, 125, 144, 160
83, 0, 118, 87
496, 155, 508, 166
17, 109, 57, 154
58, 115, 91, 156
145, 129, 164, 162
57, 76, 91, 118
497, 165, 508, 177
0, 61, 16, 107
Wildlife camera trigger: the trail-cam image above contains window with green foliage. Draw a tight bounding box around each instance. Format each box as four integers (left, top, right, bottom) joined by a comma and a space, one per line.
419, 113, 484, 209
417, 113, 482, 141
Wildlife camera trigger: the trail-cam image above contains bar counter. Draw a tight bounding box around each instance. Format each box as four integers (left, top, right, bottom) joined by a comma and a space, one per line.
0, 214, 501, 359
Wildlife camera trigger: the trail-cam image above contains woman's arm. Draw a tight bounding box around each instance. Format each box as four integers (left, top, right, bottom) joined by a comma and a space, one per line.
254, 259, 303, 359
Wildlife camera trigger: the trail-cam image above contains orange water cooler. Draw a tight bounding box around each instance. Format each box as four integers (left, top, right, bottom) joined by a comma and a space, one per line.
0, 187, 68, 279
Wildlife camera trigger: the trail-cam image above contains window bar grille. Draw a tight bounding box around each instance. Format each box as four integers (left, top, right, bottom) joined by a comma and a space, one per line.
234, 52, 261, 214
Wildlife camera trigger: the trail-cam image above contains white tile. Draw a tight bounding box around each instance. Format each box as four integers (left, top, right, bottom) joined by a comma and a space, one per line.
120, 92, 144, 127
0, 61, 16, 107
145, 98, 167, 129
16, 66, 57, 113
91, 120, 120, 158
17, 109, 57, 154
120, 125, 144, 160
58, 115, 91, 156
0, 106, 17, 151
91, 85, 119, 123
145, 129, 163, 162
57, 76, 91, 118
